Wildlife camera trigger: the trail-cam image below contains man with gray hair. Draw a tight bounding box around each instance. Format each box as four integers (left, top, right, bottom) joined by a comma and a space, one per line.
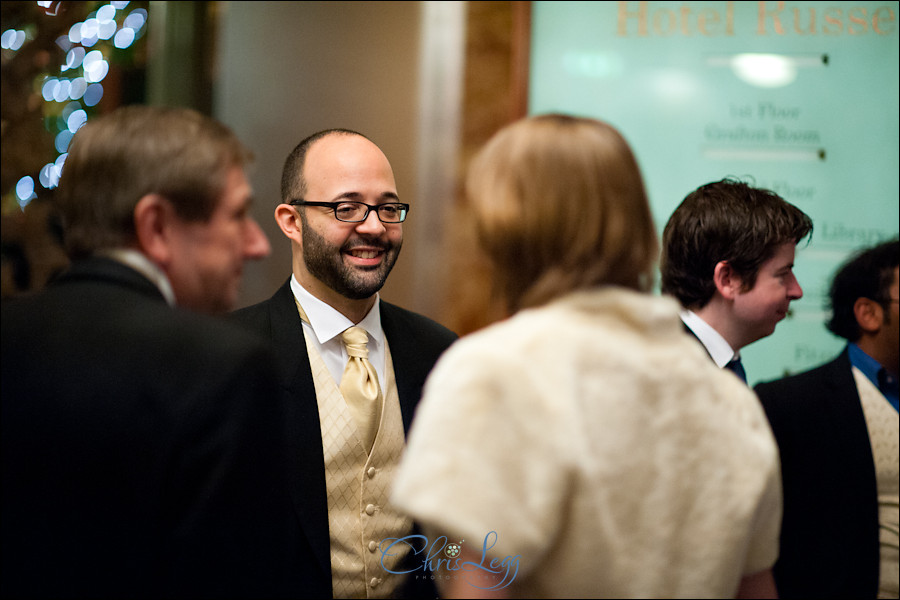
2, 105, 292, 597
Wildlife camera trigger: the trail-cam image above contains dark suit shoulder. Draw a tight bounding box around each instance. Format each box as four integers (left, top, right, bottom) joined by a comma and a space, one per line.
181, 312, 276, 371
229, 297, 275, 336
229, 278, 293, 338
1, 272, 289, 598
753, 351, 852, 431
756, 352, 847, 388
754, 352, 850, 406
380, 300, 458, 350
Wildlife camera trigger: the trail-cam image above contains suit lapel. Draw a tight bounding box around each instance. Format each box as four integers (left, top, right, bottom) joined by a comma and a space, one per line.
815, 349, 880, 585
819, 351, 861, 422
818, 351, 873, 463
822, 351, 853, 393
270, 291, 435, 578
380, 302, 423, 435
268, 280, 332, 577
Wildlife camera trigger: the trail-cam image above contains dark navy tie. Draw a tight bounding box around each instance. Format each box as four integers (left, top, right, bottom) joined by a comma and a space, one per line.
726, 357, 747, 384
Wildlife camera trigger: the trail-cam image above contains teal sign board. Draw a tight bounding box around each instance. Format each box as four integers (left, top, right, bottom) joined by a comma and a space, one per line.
530, 0, 900, 384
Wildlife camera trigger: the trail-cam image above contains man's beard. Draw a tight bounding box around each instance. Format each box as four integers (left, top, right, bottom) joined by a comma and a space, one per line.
300, 218, 401, 300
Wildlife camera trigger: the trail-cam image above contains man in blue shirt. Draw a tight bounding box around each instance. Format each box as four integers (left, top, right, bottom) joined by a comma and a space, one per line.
755, 238, 899, 598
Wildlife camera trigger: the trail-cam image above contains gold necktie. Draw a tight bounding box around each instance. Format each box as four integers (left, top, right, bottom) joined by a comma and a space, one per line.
339, 326, 382, 454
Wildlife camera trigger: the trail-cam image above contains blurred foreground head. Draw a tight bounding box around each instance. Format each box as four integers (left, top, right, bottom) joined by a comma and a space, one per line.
828, 238, 899, 376
56, 105, 269, 313
466, 113, 657, 314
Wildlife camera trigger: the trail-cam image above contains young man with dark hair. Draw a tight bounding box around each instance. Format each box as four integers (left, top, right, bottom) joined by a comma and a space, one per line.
660, 178, 813, 383
755, 238, 899, 598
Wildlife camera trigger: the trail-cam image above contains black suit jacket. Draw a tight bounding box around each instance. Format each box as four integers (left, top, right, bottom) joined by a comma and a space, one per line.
1, 258, 294, 599
754, 349, 880, 599
230, 278, 457, 598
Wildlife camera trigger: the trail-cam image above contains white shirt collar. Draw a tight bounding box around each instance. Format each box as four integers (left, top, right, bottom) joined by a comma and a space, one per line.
289, 275, 383, 349
97, 248, 176, 306
680, 309, 738, 369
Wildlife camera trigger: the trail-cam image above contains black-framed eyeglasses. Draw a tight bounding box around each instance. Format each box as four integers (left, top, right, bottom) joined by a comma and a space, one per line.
289, 200, 409, 223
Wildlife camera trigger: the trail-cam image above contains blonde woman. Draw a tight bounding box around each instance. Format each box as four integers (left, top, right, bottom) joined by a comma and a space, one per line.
391, 114, 781, 598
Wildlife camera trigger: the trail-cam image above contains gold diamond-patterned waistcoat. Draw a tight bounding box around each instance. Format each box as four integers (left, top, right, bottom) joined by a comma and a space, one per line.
304, 329, 413, 598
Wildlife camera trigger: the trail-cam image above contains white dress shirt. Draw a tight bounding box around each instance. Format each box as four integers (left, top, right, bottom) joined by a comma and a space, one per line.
680, 309, 740, 369
290, 275, 386, 393
98, 248, 176, 306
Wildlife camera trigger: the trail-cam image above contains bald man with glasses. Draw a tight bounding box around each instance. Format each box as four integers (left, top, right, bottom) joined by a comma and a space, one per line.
231, 129, 456, 599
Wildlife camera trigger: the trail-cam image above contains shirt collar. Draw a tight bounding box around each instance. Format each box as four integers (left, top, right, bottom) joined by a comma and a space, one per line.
680, 309, 738, 369
290, 275, 383, 348
96, 248, 176, 306
847, 342, 896, 397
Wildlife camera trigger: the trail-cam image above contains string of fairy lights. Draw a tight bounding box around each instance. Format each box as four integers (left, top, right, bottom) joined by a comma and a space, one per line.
2, 1, 148, 209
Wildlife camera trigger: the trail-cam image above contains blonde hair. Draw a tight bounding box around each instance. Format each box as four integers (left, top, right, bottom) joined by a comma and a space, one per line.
466, 114, 657, 313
